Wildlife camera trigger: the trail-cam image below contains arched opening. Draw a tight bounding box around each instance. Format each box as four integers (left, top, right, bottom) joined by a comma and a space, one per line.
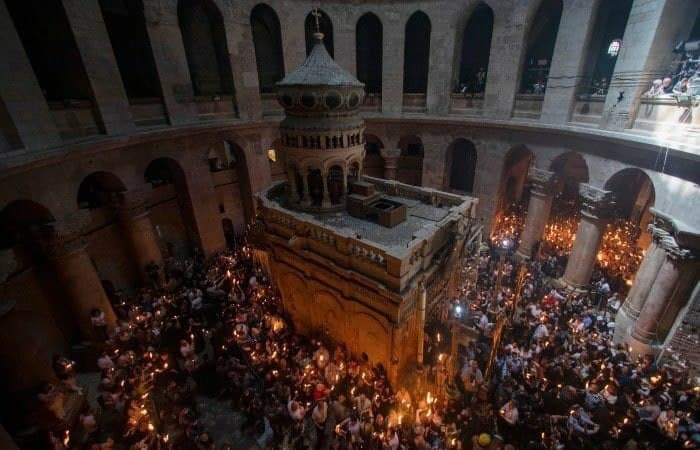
251, 3, 285, 93
215, 142, 255, 227
356, 13, 383, 94
145, 158, 198, 257
6, 0, 93, 103
600, 169, 655, 290
363, 134, 385, 178
491, 145, 534, 241
446, 139, 478, 193
0, 200, 56, 268
398, 135, 424, 186
580, 0, 633, 96
178, 0, 234, 96
519, 0, 563, 94
605, 169, 655, 228
549, 152, 589, 202
305, 10, 334, 57
99, 0, 161, 99
403, 11, 431, 94
76, 171, 127, 210
328, 165, 344, 205
457, 4, 494, 94
308, 169, 324, 206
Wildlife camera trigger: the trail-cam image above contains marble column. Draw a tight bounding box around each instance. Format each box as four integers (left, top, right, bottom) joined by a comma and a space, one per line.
416, 285, 427, 367
301, 170, 311, 207
515, 168, 557, 260
560, 184, 614, 290
613, 239, 665, 344
288, 169, 300, 203
116, 191, 163, 284
322, 169, 331, 208
41, 212, 117, 340
627, 212, 699, 356
383, 156, 399, 180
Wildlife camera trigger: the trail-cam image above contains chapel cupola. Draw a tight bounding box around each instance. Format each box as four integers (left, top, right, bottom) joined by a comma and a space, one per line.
276, 30, 366, 211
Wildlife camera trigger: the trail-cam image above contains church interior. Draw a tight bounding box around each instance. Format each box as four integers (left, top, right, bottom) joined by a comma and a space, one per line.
0, 0, 699, 449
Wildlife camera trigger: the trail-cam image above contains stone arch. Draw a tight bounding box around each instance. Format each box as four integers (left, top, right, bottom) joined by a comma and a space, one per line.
518, 0, 563, 94
76, 171, 127, 210
496, 145, 534, 216
328, 164, 344, 205
279, 271, 312, 331
445, 138, 478, 193
0, 200, 55, 253
403, 11, 431, 94
363, 134, 385, 178
604, 168, 656, 227
356, 12, 383, 93
313, 290, 346, 337
397, 135, 424, 186
144, 157, 198, 256
6, 0, 93, 103
99, 0, 161, 99
305, 9, 334, 57
456, 3, 494, 94
549, 151, 589, 201
579, 0, 633, 95
178, 0, 234, 96
250, 3, 285, 93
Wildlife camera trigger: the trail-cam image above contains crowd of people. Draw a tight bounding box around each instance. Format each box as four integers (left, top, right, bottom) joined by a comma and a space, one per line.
32, 233, 699, 450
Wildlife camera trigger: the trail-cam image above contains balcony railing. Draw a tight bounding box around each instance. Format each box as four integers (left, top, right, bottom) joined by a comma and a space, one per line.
402, 93, 427, 113
360, 93, 381, 112
48, 100, 101, 140
449, 93, 484, 116
512, 94, 544, 120
632, 96, 699, 132
571, 95, 605, 126
130, 97, 168, 128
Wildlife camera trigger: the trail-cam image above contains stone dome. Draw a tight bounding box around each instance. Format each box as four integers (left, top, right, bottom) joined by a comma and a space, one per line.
276, 33, 365, 116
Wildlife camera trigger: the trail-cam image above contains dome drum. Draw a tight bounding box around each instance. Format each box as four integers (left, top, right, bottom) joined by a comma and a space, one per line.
276, 85, 365, 115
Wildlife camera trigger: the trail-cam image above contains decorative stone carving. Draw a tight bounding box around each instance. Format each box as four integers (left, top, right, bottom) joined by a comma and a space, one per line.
649, 208, 699, 261
578, 183, 614, 219
528, 168, 557, 197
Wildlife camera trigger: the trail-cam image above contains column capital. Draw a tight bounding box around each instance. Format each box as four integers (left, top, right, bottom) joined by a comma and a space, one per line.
528, 168, 558, 196
649, 208, 699, 261
579, 183, 614, 219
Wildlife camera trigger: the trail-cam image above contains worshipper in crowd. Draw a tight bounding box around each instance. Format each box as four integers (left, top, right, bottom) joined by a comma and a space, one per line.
644, 79, 664, 97
662, 77, 675, 94
27, 236, 700, 450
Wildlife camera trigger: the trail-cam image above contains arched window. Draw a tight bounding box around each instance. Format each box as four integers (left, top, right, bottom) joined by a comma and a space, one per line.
305, 10, 333, 57
457, 4, 494, 94
250, 4, 285, 93
519, 0, 563, 94
356, 13, 383, 93
448, 139, 477, 192
6, 0, 92, 102
99, 0, 161, 98
403, 11, 431, 94
580, 0, 633, 96
178, 0, 234, 96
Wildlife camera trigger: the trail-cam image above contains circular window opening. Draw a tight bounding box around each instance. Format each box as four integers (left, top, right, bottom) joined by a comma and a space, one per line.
280, 93, 294, 107
348, 92, 360, 108
325, 92, 342, 109
301, 93, 317, 108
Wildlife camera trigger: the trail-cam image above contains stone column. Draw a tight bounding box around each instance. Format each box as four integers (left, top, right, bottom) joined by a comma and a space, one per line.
115, 191, 163, 284
142, 1, 196, 125
540, 0, 599, 124
62, 0, 135, 135
482, 6, 529, 119
381, 14, 405, 114
600, 0, 699, 130
301, 170, 311, 207
515, 168, 557, 260
426, 24, 457, 115
0, 0, 61, 150
560, 184, 614, 290
416, 285, 427, 367
288, 168, 300, 203
383, 155, 399, 180
42, 213, 117, 340
613, 239, 665, 344
627, 214, 699, 355
322, 169, 331, 208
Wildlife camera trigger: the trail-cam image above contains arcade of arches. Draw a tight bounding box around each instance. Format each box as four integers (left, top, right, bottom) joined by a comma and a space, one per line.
0, 0, 699, 449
